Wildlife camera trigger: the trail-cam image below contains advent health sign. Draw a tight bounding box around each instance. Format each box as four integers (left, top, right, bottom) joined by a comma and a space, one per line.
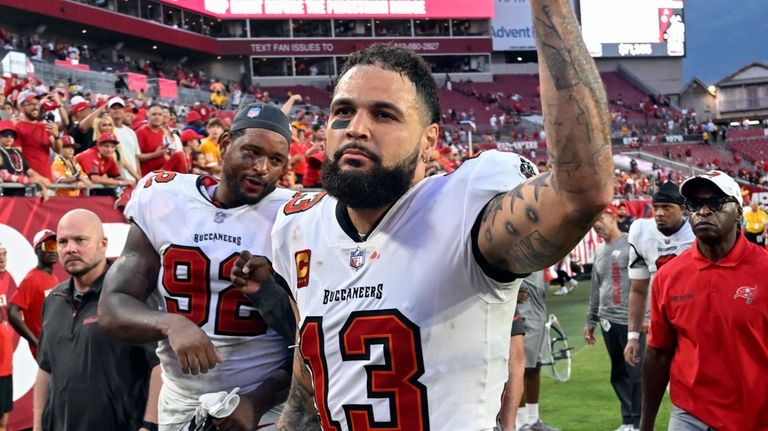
491, 0, 576, 51
491, 0, 536, 51
162, 0, 494, 18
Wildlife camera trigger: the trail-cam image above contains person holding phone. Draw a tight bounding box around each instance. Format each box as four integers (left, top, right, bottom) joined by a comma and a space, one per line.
13, 90, 63, 181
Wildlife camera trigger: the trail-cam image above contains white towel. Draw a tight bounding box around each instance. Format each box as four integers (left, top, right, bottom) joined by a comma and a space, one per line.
194, 387, 241, 424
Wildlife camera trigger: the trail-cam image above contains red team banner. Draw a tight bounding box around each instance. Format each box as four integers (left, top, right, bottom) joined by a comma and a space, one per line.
158, 78, 179, 100
0, 197, 126, 430
126, 72, 149, 93
160, 0, 494, 18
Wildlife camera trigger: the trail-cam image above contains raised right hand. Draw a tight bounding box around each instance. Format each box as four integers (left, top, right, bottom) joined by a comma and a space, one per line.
165, 315, 223, 374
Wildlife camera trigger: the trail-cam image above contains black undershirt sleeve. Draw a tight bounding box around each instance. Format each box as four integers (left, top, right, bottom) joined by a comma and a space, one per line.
245, 272, 296, 343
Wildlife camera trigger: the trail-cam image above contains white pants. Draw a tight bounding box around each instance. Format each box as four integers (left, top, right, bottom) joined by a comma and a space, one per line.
158, 380, 283, 431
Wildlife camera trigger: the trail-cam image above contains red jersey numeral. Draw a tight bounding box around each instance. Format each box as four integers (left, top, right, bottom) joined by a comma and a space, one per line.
284, 191, 327, 215
300, 310, 429, 431
299, 318, 342, 431
162, 246, 211, 325
162, 246, 267, 336
215, 253, 267, 336
144, 170, 178, 188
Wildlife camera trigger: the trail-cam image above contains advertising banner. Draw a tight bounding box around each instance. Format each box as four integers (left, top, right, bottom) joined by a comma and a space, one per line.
161, 0, 494, 18
490, 0, 536, 51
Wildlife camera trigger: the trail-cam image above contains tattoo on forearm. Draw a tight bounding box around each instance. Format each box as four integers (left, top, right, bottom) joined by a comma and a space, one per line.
504, 230, 561, 269
547, 95, 607, 184
277, 354, 320, 431
276, 378, 320, 430
535, 5, 580, 90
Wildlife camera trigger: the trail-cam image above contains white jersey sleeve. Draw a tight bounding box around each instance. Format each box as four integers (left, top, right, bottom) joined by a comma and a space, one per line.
271, 150, 532, 431
627, 218, 651, 280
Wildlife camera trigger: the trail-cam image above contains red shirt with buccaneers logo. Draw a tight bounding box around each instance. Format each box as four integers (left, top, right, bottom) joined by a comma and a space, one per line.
648, 233, 768, 431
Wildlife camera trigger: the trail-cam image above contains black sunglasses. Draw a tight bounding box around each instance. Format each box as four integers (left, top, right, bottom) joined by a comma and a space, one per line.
685, 196, 738, 212
0, 130, 16, 138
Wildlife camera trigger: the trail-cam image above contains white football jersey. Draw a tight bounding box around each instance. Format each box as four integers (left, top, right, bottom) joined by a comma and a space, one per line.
627, 217, 694, 284
272, 151, 529, 431
125, 172, 293, 399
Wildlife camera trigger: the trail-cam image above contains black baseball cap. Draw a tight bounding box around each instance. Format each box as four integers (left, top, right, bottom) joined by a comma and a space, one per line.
230, 103, 291, 144
653, 181, 685, 206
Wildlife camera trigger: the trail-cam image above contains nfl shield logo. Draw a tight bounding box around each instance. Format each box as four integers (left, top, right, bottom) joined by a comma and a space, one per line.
247, 106, 262, 118
214, 211, 228, 224
349, 247, 365, 270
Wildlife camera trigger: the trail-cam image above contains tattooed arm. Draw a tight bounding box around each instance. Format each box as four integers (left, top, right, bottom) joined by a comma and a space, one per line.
276, 347, 321, 430
477, 0, 613, 275
277, 301, 321, 430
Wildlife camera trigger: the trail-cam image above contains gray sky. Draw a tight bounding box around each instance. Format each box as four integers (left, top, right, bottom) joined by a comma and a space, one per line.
684, 0, 768, 84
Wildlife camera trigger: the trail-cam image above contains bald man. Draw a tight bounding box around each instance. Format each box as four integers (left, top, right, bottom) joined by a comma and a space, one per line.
33, 209, 160, 431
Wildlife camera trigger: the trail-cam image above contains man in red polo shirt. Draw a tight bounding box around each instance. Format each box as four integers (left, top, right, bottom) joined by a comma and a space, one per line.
136, 104, 168, 176
641, 171, 768, 431
13, 90, 63, 180
8, 230, 59, 358
75, 132, 136, 191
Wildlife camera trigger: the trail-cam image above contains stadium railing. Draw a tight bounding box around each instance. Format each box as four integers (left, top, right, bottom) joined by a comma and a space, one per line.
0, 182, 119, 196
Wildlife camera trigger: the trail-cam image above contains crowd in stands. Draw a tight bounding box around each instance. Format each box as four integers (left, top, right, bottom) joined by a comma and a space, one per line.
3, 71, 768, 207
1, 44, 768, 205
0, 26, 244, 93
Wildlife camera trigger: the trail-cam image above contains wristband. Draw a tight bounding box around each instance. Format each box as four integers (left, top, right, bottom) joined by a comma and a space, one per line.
141, 420, 158, 431
628, 331, 641, 340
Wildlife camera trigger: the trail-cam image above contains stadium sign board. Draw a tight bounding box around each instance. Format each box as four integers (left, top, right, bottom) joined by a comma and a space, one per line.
160, 0, 494, 18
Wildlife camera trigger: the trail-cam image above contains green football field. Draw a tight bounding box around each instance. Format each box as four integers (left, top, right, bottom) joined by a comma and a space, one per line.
534, 280, 673, 431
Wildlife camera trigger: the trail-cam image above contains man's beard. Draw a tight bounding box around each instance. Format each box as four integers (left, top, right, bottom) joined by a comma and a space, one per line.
321, 143, 419, 209
65, 258, 102, 278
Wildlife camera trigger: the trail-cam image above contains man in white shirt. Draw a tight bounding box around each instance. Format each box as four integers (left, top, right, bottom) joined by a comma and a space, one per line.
108, 97, 141, 181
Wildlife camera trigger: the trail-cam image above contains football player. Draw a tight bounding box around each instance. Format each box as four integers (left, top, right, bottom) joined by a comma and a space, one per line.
623, 182, 694, 366
239, 1, 614, 428
98, 103, 296, 431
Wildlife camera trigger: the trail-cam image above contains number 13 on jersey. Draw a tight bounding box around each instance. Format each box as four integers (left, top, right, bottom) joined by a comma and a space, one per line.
300, 309, 430, 430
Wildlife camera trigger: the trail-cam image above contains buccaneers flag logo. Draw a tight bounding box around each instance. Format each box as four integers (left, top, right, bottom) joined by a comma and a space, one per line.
733, 286, 757, 305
